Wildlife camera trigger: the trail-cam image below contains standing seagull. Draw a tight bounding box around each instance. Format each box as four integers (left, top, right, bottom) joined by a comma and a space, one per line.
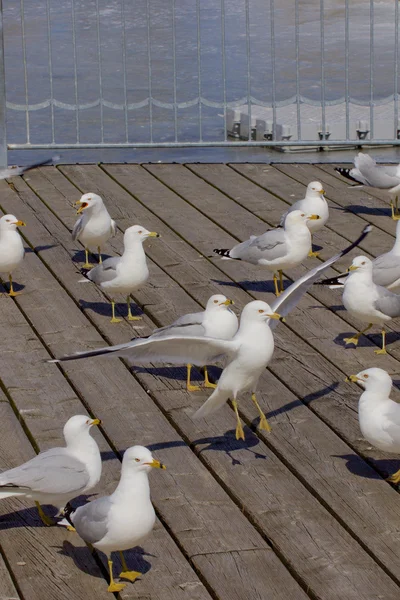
0, 214, 26, 296
346, 368, 400, 484
279, 181, 328, 257
73, 193, 116, 268
65, 446, 165, 593
0, 415, 101, 526
214, 210, 320, 296
151, 294, 238, 391
81, 225, 160, 323
335, 153, 400, 220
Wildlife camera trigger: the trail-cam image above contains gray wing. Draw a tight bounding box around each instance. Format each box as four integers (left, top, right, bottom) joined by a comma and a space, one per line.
230, 229, 287, 264
151, 311, 206, 339
0, 156, 59, 179
72, 496, 111, 544
0, 448, 88, 494
268, 224, 373, 329
374, 287, 400, 318
87, 256, 120, 284
372, 253, 400, 288
355, 154, 400, 189
72, 216, 84, 241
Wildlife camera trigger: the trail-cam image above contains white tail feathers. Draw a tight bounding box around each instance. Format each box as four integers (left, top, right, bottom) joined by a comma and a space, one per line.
193, 387, 230, 420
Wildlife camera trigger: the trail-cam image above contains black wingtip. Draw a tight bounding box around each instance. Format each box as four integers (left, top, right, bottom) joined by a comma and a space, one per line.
334, 167, 359, 184
213, 248, 232, 258
80, 268, 91, 279
63, 502, 75, 526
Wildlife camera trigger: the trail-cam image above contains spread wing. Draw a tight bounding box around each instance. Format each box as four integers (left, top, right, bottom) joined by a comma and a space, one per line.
229, 228, 287, 264
86, 257, 120, 284
72, 496, 112, 544
72, 216, 84, 241
151, 311, 206, 338
355, 153, 400, 189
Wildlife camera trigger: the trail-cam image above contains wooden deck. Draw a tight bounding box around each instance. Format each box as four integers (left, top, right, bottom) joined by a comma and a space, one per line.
2, 163, 400, 600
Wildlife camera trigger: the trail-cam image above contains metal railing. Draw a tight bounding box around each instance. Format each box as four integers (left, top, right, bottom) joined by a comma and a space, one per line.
0, 0, 399, 163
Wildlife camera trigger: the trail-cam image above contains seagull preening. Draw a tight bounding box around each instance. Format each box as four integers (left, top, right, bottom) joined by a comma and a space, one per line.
279, 181, 328, 257
335, 153, 400, 220
0, 214, 26, 296
213, 210, 320, 296
346, 368, 400, 484
151, 294, 238, 391
80, 225, 160, 323
0, 415, 101, 526
73, 193, 116, 268
64, 446, 165, 593
50, 224, 372, 440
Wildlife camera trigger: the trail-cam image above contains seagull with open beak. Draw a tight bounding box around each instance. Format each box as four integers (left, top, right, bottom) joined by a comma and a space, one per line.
0, 214, 26, 296
72, 193, 116, 268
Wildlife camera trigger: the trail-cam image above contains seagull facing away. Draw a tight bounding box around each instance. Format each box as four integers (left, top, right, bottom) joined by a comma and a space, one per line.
50, 224, 372, 440
335, 153, 400, 220
279, 181, 328, 257
213, 210, 320, 296
0, 415, 101, 526
337, 255, 400, 354
0, 214, 26, 296
73, 193, 116, 268
317, 219, 400, 293
80, 225, 160, 323
151, 294, 238, 391
346, 368, 400, 484
64, 446, 165, 593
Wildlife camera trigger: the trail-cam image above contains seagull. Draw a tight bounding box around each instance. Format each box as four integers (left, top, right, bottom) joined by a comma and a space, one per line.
0, 214, 26, 296
73, 193, 116, 268
0, 415, 101, 526
330, 255, 400, 354
213, 210, 320, 296
1, 155, 59, 182
279, 181, 328, 257
317, 219, 400, 292
80, 225, 160, 323
151, 294, 238, 391
335, 153, 400, 220
346, 368, 400, 484
64, 446, 165, 593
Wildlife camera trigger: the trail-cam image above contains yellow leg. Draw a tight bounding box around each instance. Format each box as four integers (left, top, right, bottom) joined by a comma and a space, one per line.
387, 468, 400, 484
187, 364, 201, 392
232, 399, 245, 440
251, 393, 271, 433
97, 246, 102, 264
344, 323, 372, 347
203, 366, 217, 389
273, 273, 280, 297
308, 245, 320, 258
35, 501, 55, 526
119, 551, 142, 582
127, 295, 141, 321
82, 248, 93, 269
66, 525, 76, 532
391, 196, 400, 220
110, 300, 122, 323
279, 269, 284, 293
107, 558, 126, 593
8, 274, 21, 297
374, 328, 387, 355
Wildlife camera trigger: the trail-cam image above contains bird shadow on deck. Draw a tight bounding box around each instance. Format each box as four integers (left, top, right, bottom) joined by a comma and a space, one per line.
334, 330, 400, 350
25, 244, 58, 254
211, 278, 281, 295
71, 249, 112, 266
333, 454, 400, 483
79, 298, 144, 321
336, 204, 391, 218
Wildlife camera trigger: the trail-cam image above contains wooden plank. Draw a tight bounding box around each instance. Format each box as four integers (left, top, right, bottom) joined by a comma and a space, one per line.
18, 167, 400, 598
0, 556, 20, 600
0, 177, 301, 600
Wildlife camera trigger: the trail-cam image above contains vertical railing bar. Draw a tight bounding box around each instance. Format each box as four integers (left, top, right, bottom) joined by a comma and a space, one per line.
345, 0, 349, 140
394, 0, 398, 139
320, 0, 325, 138
245, 0, 252, 140
45, 0, 55, 144
270, 0, 276, 139
196, 0, 202, 141
0, 0, 7, 166
95, 0, 104, 144
370, 0, 374, 139
221, 0, 227, 141
145, 0, 153, 143
172, 0, 178, 142
120, 0, 129, 144
20, 0, 30, 145
295, 0, 301, 140
71, 0, 80, 144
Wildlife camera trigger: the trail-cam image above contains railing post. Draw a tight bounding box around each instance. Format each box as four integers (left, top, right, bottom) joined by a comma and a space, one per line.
0, 0, 7, 168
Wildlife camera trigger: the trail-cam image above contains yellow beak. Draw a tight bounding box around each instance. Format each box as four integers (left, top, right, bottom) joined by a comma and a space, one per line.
345, 374, 359, 383
308, 214, 321, 220
267, 312, 281, 320
347, 265, 359, 272
76, 202, 89, 214
148, 459, 166, 469
222, 299, 234, 306
320, 189, 325, 195
91, 418, 101, 426
147, 231, 160, 238
15, 220, 26, 227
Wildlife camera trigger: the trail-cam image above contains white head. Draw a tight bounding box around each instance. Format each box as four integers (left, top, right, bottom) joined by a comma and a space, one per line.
123, 225, 160, 248
0, 214, 26, 231
63, 415, 101, 446
240, 300, 281, 325
347, 367, 392, 397
347, 255, 373, 276
284, 210, 320, 229
306, 181, 325, 197
75, 193, 104, 214
122, 445, 166, 473
205, 294, 234, 312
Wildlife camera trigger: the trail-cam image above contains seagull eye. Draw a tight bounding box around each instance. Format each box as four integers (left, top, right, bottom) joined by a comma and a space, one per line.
6, 219, 10, 222
86, 419, 90, 424
363, 374, 369, 379
258, 309, 264, 313
361, 261, 366, 265
301, 213, 305, 217
134, 458, 141, 462
214, 299, 218, 304
138, 230, 143, 234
